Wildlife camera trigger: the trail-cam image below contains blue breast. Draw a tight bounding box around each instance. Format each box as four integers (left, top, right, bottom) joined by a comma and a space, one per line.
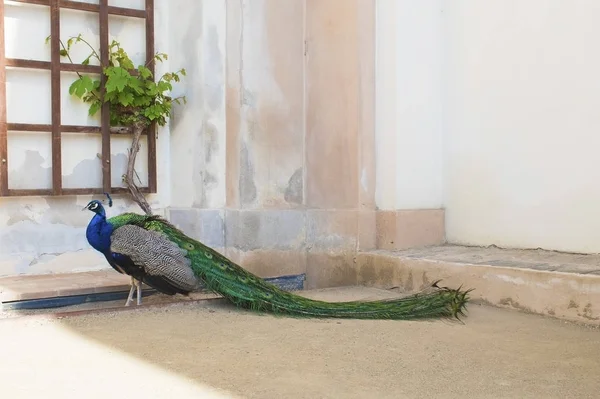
86, 213, 114, 253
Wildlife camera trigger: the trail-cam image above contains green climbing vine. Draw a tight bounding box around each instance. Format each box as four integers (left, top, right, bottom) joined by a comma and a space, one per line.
44, 34, 187, 214
46, 33, 186, 128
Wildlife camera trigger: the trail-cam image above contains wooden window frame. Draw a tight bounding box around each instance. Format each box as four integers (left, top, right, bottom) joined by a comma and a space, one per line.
0, 0, 157, 197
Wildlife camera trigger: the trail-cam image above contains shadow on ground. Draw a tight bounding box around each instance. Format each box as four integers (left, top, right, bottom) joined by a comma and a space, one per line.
1, 286, 600, 398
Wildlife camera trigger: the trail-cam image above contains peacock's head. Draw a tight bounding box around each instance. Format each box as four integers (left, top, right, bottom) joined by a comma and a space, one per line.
83, 200, 105, 216
83, 193, 112, 216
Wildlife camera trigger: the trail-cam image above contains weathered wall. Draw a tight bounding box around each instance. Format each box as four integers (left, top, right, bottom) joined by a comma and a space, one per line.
166, 0, 227, 255
443, 1, 600, 253
2, 0, 447, 286
168, 0, 381, 289
167, 0, 443, 289
0, 0, 172, 276
223, 0, 308, 279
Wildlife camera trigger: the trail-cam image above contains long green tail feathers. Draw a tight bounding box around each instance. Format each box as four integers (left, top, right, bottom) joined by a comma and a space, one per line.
135, 216, 473, 321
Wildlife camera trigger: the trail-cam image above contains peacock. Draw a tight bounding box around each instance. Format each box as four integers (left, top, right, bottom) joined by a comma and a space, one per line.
84, 195, 473, 320
84, 195, 199, 306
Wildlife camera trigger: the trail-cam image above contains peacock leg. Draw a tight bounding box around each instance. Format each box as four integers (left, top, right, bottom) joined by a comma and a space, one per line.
136, 279, 143, 305
124, 276, 136, 306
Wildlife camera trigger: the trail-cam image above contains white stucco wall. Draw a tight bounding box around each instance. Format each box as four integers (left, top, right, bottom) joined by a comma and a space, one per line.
443, 1, 600, 253
375, 0, 443, 210
376, 0, 600, 253
0, 0, 176, 276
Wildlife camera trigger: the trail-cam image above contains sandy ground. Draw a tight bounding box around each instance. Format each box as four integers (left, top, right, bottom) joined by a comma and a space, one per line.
1, 286, 599, 399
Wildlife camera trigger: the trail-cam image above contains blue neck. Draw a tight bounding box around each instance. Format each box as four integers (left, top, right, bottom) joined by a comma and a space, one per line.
86, 212, 113, 253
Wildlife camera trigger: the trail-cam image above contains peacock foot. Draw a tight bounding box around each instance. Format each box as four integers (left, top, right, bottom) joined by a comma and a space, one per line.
125, 276, 136, 306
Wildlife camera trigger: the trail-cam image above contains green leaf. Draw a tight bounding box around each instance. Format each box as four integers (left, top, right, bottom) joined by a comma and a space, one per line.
49, 34, 186, 128
88, 102, 101, 116
138, 65, 153, 79
143, 104, 163, 120
69, 75, 94, 98
133, 95, 151, 107
127, 78, 144, 94
118, 91, 135, 106
104, 67, 131, 93
45, 35, 51, 44
104, 90, 117, 102
82, 93, 95, 103
112, 48, 134, 70
145, 81, 158, 96
120, 58, 135, 70
157, 81, 172, 93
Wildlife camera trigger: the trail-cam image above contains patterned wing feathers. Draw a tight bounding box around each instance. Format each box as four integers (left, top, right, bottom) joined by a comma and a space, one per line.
110, 224, 201, 292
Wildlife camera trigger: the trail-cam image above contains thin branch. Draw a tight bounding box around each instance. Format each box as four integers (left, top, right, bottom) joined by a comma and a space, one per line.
157, 68, 186, 84
57, 38, 102, 103
134, 167, 144, 186
124, 121, 153, 215
71, 35, 101, 62
144, 52, 166, 68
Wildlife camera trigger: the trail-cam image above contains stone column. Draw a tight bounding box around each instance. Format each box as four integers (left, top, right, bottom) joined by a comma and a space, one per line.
225, 0, 307, 278
303, 0, 376, 288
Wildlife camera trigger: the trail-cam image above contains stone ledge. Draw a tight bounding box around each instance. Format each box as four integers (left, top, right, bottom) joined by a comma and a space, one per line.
0, 270, 133, 302
0, 269, 306, 309
356, 245, 600, 325
4, 245, 599, 325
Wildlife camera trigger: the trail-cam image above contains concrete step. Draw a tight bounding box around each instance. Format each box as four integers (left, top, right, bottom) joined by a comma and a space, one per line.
357, 245, 600, 325
0, 269, 306, 311
2, 244, 599, 325
0, 270, 133, 302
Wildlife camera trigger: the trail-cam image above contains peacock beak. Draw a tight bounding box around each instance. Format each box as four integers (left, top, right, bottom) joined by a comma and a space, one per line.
81, 206, 88, 211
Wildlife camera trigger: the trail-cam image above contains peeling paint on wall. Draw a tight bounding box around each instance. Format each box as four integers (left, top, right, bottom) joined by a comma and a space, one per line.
239, 142, 257, 206
284, 167, 303, 205
234, 0, 305, 209
8, 150, 52, 190
169, 0, 227, 210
